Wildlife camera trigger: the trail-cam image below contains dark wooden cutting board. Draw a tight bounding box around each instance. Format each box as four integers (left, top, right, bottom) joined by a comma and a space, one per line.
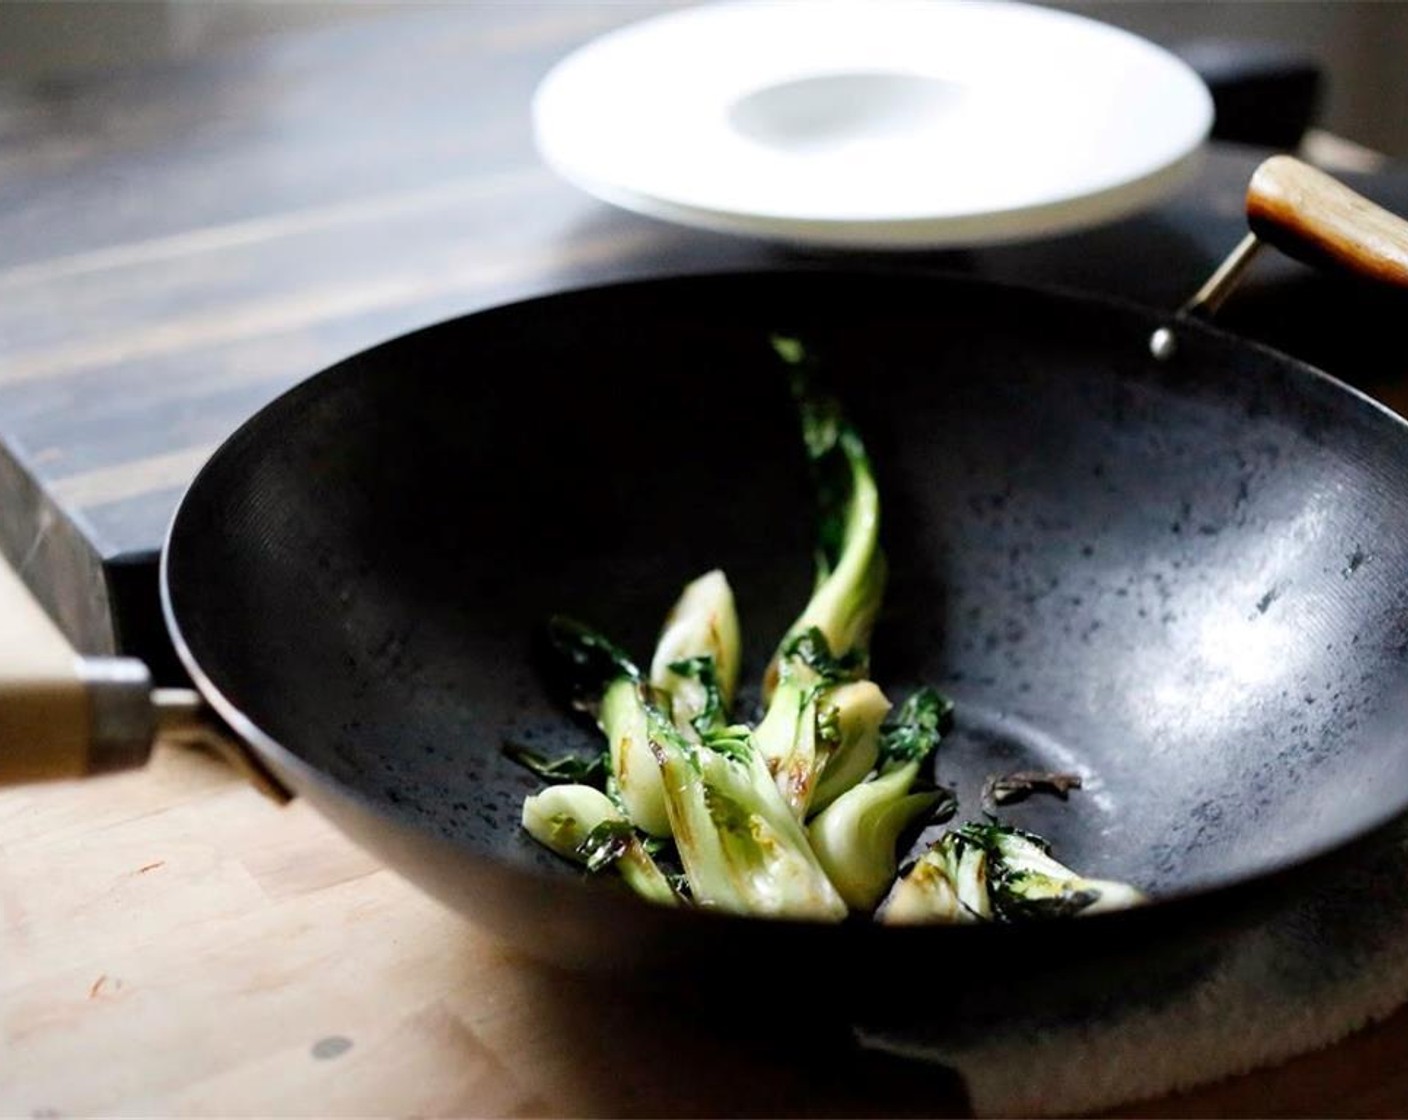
2, 3, 1407, 682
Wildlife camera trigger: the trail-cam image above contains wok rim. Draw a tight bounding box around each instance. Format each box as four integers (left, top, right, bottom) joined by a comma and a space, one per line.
159, 264, 1408, 939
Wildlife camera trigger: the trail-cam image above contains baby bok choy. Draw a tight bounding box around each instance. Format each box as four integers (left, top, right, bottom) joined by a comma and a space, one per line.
545, 617, 671, 838
877, 821, 1144, 924
752, 627, 887, 820
512, 328, 1148, 926
750, 336, 892, 821
522, 783, 678, 907
808, 688, 956, 911
649, 569, 741, 740
972, 822, 1147, 920
543, 573, 742, 841
534, 579, 847, 920
763, 335, 886, 702
649, 709, 847, 920
877, 826, 994, 925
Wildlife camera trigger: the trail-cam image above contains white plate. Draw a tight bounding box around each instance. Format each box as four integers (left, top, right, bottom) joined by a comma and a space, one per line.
532, 0, 1214, 249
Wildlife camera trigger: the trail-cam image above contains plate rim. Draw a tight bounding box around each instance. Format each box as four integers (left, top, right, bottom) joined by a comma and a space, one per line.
532, 0, 1215, 249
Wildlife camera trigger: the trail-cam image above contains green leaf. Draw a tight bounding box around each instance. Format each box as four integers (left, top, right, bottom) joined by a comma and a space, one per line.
780, 627, 866, 686
667, 655, 727, 738
772, 331, 864, 575
879, 686, 955, 770
503, 741, 607, 787
700, 724, 755, 765
545, 616, 641, 706
770, 333, 807, 366
576, 818, 637, 873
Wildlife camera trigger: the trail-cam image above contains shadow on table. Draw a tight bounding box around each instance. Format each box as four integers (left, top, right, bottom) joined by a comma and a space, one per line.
497, 955, 971, 1118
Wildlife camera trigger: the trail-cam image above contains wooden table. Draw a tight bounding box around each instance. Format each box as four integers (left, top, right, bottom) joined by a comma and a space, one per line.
7, 740, 1408, 1117
6, 5, 1408, 1114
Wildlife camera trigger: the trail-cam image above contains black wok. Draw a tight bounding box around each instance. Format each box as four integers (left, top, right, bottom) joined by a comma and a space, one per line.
9, 157, 1408, 1019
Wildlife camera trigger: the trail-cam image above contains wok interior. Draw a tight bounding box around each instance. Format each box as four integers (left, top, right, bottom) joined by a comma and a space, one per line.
168, 272, 1408, 902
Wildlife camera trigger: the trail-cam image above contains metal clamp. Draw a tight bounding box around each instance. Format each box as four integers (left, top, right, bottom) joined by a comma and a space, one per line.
1150, 232, 1265, 361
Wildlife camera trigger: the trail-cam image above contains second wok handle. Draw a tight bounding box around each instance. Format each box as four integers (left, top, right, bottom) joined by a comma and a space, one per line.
0, 551, 291, 800
0, 555, 153, 783
1247, 155, 1408, 288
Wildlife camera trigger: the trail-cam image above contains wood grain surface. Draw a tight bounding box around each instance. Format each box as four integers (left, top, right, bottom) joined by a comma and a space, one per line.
0, 1, 723, 562
7, 740, 1408, 1117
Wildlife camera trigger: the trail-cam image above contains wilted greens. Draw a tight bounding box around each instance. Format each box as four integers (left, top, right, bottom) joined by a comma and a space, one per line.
513, 334, 1144, 924
522, 783, 679, 906
878, 821, 1146, 924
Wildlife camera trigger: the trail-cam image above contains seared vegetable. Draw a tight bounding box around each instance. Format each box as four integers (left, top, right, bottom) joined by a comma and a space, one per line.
751, 674, 818, 819
764, 336, 886, 701
752, 336, 889, 819
522, 784, 678, 907
969, 822, 1147, 919
878, 821, 1144, 924
598, 677, 671, 836
546, 617, 670, 837
649, 710, 847, 921
649, 570, 741, 738
753, 628, 872, 820
809, 764, 954, 911
877, 687, 954, 772
518, 332, 1150, 926
808, 686, 956, 910
878, 828, 993, 925
502, 742, 606, 787
810, 680, 892, 812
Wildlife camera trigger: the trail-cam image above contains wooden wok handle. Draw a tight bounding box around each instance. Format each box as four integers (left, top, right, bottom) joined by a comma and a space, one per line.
0, 551, 153, 783
1247, 155, 1408, 288
0, 546, 292, 799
